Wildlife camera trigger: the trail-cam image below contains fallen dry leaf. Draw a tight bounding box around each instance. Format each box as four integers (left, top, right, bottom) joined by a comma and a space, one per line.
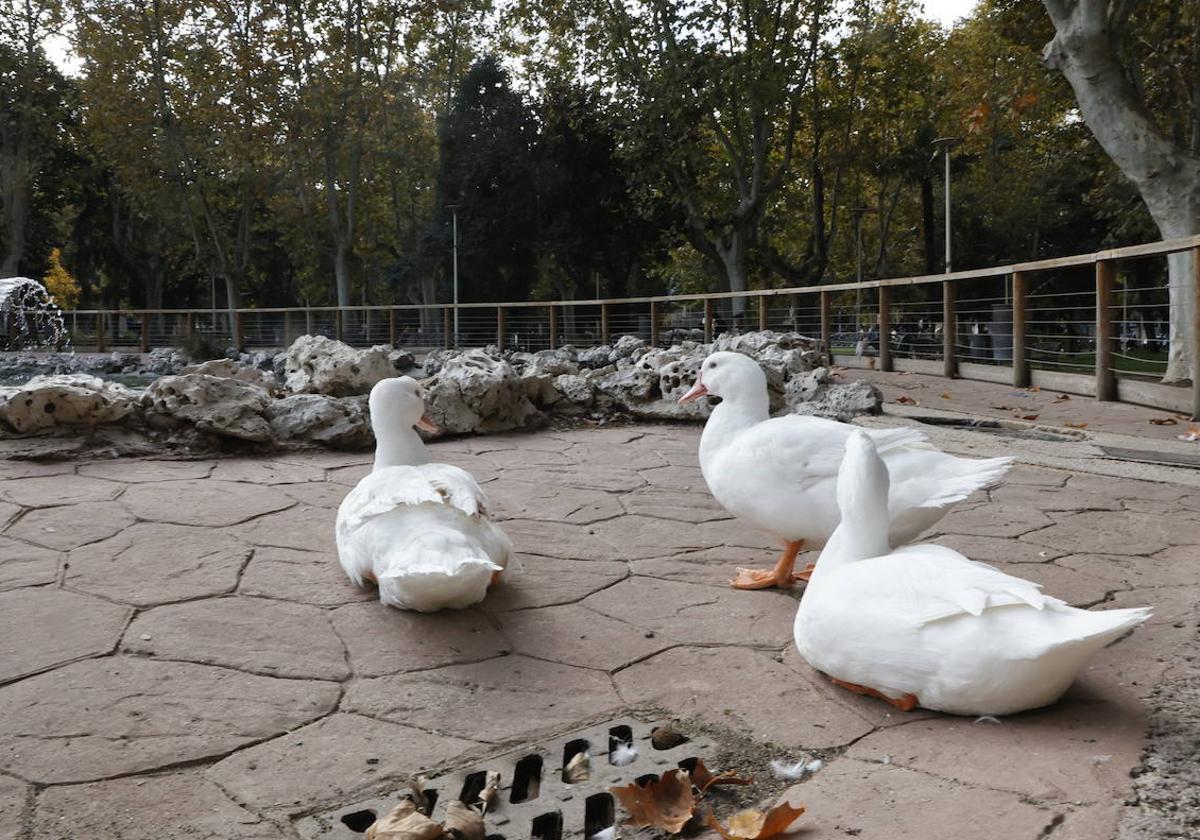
1018, 414, 1040, 421
689, 758, 752, 792
1064, 422, 1089, 429
367, 801, 443, 840
650, 723, 688, 750
940, 392, 952, 399
1053, 393, 1071, 402
407, 780, 432, 816
1027, 386, 1042, 392
704, 801, 807, 840
564, 750, 591, 783
1149, 417, 1178, 426
1178, 423, 1200, 442
442, 801, 485, 840
895, 395, 917, 404
477, 770, 501, 813
990, 405, 1014, 411
612, 769, 696, 834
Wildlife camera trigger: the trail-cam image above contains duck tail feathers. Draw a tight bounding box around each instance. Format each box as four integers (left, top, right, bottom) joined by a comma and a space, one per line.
377, 555, 500, 612
919, 455, 1013, 509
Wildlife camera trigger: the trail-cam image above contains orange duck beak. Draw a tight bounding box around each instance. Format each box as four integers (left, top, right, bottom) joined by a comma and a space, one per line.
678, 376, 708, 404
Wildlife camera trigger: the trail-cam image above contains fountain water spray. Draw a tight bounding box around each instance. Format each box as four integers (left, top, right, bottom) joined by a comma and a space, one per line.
0, 277, 69, 350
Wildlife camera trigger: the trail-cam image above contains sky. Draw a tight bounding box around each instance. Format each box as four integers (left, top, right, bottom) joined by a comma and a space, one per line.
42, 0, 980, 77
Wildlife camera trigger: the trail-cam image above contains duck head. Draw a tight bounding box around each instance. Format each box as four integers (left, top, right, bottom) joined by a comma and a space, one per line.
369, 376, 439, 436
678, 351, 766, 404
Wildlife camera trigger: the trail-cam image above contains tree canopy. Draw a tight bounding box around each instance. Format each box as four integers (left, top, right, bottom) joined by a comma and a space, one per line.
0, 0, 1188, 324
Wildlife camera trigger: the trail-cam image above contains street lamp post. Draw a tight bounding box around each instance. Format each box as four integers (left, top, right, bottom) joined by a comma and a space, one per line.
931, 137, 962, 273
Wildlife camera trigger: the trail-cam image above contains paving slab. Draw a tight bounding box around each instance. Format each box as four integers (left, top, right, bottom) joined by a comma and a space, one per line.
5, 500, 134, 550
32, 771, 282, 839
66, 521, 250, 606
482, 554, 627, 611
0, 657, 339, 783
0, 535, 59, 591
0, 588, 129, 684
239, 546, 374, 606
207, 713, 477, 812
124, 596, 349, 680
0, 474, 123, 507
500, 603, 672, 670
0, 774, 27, 840
331, 602, 507, 676
122, 478, 294, 526
342, 655, 622, 743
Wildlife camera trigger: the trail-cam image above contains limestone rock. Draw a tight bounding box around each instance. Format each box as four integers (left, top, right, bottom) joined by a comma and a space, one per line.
553, 374, 593, 408
577, 345, 613, 368
282, 335, 397, 396
182, 358, 279, 391
142, 374, 273, 442
786, 367, 882, 421
422, 350, 543, 434
144, 346, 189, 374
611, 334, 647, 362
266, 394, 371, 447
0, 374, 138, 434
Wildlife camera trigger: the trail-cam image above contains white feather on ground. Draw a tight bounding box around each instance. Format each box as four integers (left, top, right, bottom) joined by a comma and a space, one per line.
610, 742, 638, 766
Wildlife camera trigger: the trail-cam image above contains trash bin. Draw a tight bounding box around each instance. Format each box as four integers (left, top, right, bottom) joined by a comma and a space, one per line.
989, 304, 1013, 362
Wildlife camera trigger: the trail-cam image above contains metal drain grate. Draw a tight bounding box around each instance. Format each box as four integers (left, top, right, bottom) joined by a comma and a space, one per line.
295, 719, 716, 839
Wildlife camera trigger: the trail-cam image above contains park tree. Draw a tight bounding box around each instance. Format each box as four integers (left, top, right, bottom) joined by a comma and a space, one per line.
1040, 0, 1200, 382
0, 0, 67, 277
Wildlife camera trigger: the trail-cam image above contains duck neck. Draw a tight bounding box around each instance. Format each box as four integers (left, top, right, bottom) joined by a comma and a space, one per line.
373, 426, 430, 471
699, 390, 770, 464
808, 486, 891, 584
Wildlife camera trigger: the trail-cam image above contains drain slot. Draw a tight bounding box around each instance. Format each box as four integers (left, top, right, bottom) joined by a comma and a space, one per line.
606, 725, 632, 764
460, 771, 489, 804
511, 754, 543, 803
340, 810, 375, 833
561, 739, 590, 784
583, 793, 615, 838
530, 811, 563, 840
634, 773, 658, 787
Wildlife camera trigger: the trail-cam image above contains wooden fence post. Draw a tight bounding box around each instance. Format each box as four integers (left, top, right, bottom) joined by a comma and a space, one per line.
548, 305, 558, 349
334, 309, 343, 342
443, 307, 452, 348
649, 301, 658, 346
819, 290, 831, 360
186, 312, 196, 343
96, 311, 106, 352
943, 280, 957, 378
704, 298, 714, 343
139, 312, 149, 353
388, 308, 397, 347
600, 303, 610, 344
497, 306, 506, 348
1095, 259, 1117, 401
1012, 271, 1029, 387
758, 294, 769, 331
878, 285, 892, 372
1193, 246, 1200, 419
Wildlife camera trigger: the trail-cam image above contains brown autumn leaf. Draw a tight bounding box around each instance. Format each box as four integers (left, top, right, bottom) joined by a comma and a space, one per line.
689, 758, 752, 792
564, 751, 590, 783
990, 404, 1014, 411
443, 801, 485, 840
366, 801, 443, 840
611, 768, 696, 834
1027, 386, 1042, 392
895, 395, 917, 404
1149, 417, 1178, 426
1053, 393, 1071, 402
1019, 414, 1040, 421
1064, 422, 1089, 429
704, 801, 807, 840
940, 392, 952, 399
650, 723, 688, 750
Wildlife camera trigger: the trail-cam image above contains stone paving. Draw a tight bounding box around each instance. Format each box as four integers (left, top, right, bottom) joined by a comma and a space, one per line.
0, 417, 1198, 840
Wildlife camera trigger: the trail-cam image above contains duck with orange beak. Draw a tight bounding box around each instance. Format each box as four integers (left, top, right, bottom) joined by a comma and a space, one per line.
335, 376, 511, 611
679, 351, 1011, 590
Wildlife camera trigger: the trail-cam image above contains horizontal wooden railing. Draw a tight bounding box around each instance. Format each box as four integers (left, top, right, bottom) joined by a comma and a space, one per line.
32, 234, 1200, 418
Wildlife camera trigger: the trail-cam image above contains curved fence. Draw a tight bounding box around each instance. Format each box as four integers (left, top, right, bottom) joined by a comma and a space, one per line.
30, 235, 1200, 417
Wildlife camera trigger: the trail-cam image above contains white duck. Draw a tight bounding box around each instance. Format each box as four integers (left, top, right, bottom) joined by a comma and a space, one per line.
679, 351, 1011, 589
336, 376, 511, 612
794, 431, 1150, 715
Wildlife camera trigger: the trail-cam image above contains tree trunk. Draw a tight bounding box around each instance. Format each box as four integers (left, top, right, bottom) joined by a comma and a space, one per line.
1042, 0, 1200, 382
716, 231, 748, 317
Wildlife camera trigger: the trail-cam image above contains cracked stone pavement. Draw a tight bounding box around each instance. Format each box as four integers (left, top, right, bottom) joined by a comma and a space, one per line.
1, 416, 1198, 839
